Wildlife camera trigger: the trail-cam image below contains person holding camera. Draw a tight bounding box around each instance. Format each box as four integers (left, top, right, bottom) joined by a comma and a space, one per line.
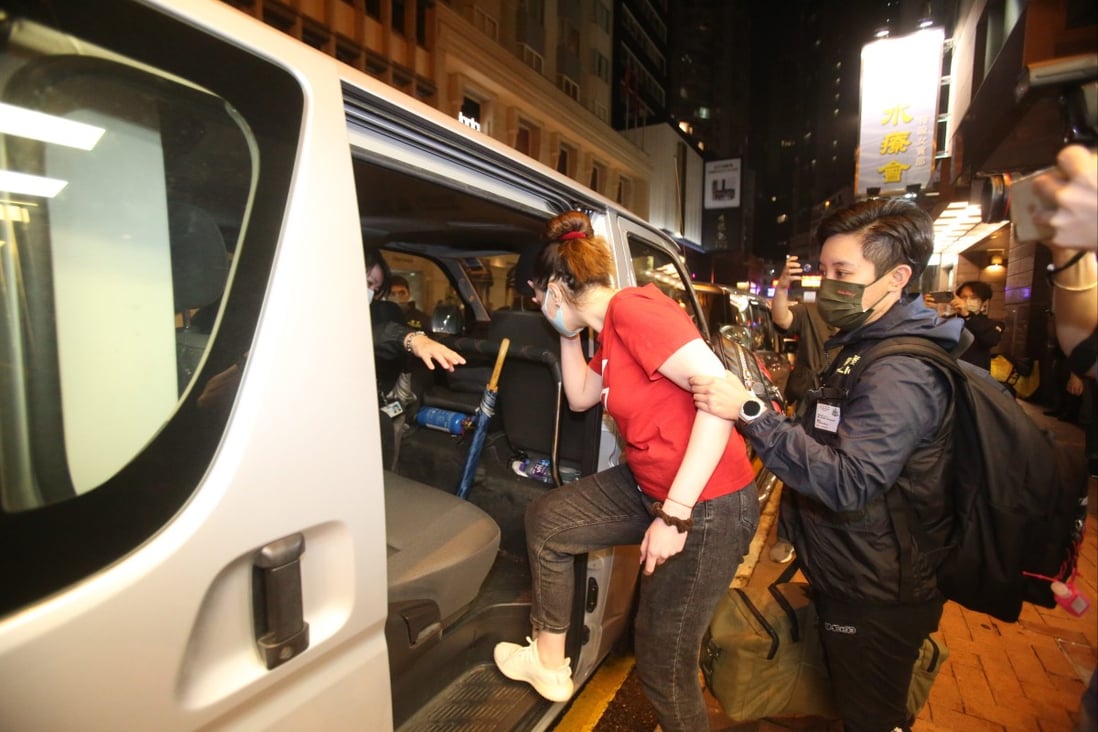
948, 281, 1004, 371
1032, 141, 1098, 732
772, 256, 836, 411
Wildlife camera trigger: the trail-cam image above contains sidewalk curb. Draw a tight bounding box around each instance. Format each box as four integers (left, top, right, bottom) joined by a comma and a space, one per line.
733, 480, 784, 590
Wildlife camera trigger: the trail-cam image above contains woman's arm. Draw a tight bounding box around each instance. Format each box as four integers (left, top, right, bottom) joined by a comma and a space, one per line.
639, 339, 736, 575
559, 335, 603, 410
657, 339, 735, 504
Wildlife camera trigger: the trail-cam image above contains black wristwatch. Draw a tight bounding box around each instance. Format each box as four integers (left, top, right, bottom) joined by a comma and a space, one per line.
738, 397, 766, 423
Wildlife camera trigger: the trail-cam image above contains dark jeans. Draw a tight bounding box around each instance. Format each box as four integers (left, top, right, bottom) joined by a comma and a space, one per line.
815, 595, 944, 732
525, 463, 759, 731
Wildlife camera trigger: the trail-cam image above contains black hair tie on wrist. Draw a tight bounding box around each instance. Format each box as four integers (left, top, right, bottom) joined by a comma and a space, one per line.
1047, 250, 1087, 280
648, 501, 694, 533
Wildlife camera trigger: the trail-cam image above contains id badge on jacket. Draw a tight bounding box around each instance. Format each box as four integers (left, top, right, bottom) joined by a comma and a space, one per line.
814, 403, 840, 432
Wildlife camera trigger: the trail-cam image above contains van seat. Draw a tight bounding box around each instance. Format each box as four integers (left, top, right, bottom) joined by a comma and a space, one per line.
384, 471, 500, 624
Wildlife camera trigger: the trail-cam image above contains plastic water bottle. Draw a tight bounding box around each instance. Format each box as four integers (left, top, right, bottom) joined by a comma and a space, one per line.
414, 407, 468, 435
1050, 581, 1090, 617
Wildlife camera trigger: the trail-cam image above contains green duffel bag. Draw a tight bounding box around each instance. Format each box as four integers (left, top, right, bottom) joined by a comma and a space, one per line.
701, 567, 948, 723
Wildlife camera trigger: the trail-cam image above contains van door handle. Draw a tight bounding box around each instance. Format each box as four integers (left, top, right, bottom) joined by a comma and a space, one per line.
252, 533, 310, 669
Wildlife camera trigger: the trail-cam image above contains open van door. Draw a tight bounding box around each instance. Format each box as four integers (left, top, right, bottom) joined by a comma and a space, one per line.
0, 1, 394, 728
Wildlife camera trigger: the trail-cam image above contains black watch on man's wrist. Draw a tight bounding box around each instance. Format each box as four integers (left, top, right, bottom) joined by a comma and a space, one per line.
738, 397, 766, 423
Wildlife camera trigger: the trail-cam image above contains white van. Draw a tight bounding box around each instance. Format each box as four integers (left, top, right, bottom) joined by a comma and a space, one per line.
0, 1, 776, 729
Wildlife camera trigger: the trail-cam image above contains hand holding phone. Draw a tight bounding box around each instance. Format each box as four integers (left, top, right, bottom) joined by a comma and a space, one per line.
1010, 167, 1057, 243
1029, 145, 1098, 251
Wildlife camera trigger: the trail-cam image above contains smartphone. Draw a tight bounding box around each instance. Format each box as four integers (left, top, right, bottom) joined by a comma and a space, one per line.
929, 291, 953, 304
1009, 167, 1057, 243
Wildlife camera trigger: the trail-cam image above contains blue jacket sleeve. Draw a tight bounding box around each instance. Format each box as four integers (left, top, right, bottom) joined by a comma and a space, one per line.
740, 356, 950, 512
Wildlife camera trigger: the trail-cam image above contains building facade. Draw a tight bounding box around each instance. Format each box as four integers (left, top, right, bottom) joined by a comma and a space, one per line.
220, 0, 657, 217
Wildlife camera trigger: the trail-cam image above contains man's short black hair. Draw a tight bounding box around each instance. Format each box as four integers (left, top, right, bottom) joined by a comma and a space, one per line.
956, 280, 992, 301
815, 198, 935, 280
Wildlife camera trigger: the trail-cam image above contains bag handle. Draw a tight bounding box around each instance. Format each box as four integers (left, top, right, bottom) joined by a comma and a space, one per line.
767, 558, 803, 641
732, 588, 781, 660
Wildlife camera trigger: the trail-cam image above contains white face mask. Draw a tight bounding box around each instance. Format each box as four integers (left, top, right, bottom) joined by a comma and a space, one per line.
964, 297, 983, 315
540, 285, 582, 338
367, 288, 375, 305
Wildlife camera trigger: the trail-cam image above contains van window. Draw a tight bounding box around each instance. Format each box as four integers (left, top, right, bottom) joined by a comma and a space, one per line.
0, 2, 302, 615
1, 24, 252, 510
627, 234, 702, 326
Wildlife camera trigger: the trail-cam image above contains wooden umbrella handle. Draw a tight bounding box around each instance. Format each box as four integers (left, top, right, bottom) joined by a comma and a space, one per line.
486, 337, 510, 391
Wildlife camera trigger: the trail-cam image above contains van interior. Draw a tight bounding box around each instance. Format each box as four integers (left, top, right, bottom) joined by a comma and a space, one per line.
350, 155, 637, 730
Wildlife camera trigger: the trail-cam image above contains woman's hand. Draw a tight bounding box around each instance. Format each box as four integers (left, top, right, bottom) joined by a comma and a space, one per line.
690, 370, 753, 421
1067, 372, 1084, 396
410, 334, 466, 371
640, 512, 690, 576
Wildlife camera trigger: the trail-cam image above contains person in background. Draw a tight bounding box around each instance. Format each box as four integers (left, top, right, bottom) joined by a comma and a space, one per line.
1032, 144, 1098, 376
388, 274, 430, 331
948, 281, 1004, 371
493, 211, 758, 732
691, 198, 961, 732
366, 249, 464, 469
1033, 141, 1098, 732
772, 255, 836, 412
366, 249, 462, 374
768, 255, 836, 564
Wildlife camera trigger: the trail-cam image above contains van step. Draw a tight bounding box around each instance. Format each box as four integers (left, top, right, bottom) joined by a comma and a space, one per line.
398, 662, 546, 731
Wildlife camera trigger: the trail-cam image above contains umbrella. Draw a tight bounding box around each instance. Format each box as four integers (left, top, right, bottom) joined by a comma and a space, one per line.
456, 337, 510, 499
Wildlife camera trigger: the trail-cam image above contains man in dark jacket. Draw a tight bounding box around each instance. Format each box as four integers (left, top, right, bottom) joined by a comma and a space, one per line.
950, 280, 1004, 371
691, 198, 963, 732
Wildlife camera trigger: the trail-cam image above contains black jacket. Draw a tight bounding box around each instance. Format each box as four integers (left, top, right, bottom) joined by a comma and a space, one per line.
958, 313, 1004, 371
741, 295, 963, 604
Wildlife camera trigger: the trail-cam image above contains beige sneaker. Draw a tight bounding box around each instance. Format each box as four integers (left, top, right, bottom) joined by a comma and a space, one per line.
493, 637, 574, 702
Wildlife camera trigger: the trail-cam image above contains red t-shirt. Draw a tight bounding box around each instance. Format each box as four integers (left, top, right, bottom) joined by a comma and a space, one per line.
590, 285, 755, 501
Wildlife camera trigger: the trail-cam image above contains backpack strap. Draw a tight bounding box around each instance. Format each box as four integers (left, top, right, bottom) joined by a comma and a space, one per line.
884, 486, 919, 603
843, 336, 964, 385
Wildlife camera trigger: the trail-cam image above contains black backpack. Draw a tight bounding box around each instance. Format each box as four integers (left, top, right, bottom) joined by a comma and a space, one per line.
846, 336, 1089, 622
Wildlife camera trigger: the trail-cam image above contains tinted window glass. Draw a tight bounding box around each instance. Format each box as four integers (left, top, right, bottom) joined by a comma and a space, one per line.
627, 234, 702, 326
0, 0, 302, 615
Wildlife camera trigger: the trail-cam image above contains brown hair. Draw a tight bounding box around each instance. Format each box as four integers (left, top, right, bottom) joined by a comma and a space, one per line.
531, 211, 613, 295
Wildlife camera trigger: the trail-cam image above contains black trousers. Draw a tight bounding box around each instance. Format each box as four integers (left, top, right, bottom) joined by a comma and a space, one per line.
815, 595, 944, 732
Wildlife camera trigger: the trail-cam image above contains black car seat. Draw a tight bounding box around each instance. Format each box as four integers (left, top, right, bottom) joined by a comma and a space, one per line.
483, 309, 595, 481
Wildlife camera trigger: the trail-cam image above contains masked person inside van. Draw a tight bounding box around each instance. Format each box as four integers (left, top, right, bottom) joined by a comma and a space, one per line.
492, 211, 759, 731
690, 199, 962, 732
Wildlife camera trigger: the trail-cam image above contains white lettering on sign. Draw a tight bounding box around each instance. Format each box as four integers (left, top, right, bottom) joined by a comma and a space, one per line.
458, 111, 481, 132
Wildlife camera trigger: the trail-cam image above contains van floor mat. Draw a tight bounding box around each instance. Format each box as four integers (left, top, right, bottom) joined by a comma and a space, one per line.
397, 662, 548, 731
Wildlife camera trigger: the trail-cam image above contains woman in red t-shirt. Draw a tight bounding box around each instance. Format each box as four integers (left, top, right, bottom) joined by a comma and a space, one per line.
493, 211, 758, 731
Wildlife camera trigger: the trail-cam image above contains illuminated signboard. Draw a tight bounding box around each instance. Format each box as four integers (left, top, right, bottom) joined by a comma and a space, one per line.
800, 275, 822, 289
704, 158, 741, 209
855, 28, 944, 195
